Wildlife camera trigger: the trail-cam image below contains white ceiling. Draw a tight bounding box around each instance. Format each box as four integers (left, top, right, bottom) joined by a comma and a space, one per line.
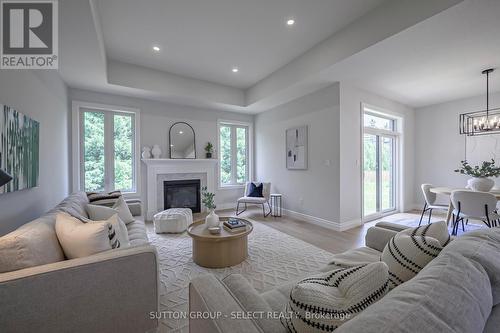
321, 0, 500, 108
95, 0, 386, 88
61, 0, 500, 113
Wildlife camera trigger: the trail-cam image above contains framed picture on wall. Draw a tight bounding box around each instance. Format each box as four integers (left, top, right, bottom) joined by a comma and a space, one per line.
0, 104, 40, 194
286, 125, 308, 170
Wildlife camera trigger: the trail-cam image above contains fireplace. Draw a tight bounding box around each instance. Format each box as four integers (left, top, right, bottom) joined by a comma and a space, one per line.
163, 179, 201, 213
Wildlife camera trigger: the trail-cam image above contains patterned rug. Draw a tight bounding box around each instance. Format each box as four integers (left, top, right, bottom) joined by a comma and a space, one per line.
146, 220, 334, 332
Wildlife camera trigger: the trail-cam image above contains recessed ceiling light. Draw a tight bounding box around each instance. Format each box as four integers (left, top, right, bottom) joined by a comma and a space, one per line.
152, 45, 160, 52
286, 19, 295, 26
179, 131, 183, 134
232, 67, 239, 73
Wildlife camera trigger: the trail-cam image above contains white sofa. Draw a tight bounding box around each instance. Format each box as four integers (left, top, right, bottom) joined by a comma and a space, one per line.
190, 222, 500, 333
0, 192, 159, 333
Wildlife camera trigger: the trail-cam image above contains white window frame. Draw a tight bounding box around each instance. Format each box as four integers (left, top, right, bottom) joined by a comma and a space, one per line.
217, 119, 253, 189
72, 101, 141, 198
361, 103, 402, 222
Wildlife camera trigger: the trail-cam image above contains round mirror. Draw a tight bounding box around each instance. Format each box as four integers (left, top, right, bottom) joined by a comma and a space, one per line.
169, 122, 196, 159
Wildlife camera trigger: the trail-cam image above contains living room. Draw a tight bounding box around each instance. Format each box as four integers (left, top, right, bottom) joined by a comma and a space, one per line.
1, 0, 500, 332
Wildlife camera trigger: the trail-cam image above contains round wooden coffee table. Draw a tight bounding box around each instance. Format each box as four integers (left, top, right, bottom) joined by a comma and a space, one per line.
187, 217, 253, 268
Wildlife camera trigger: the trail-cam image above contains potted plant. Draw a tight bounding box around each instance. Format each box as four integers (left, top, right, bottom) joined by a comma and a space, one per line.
201, 186, 219, 228
454, 159, 500, 191
205, 142, 214, 159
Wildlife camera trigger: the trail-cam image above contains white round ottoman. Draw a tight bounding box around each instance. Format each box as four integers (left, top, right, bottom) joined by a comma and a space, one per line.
153, 208, 193, 234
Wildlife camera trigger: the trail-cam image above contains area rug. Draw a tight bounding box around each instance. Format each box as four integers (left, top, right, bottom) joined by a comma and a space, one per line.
146, 220, 334, 332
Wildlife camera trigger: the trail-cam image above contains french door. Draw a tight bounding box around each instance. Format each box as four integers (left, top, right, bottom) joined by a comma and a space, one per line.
363, 131, 397, 219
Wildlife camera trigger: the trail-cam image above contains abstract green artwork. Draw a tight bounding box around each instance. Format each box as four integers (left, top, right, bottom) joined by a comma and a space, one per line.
0, 105, 39, 193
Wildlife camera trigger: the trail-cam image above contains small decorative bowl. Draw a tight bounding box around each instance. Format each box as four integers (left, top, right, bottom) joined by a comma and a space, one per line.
208, 226, 221, 235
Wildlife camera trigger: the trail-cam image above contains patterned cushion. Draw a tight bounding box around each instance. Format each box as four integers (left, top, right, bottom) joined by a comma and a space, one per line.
281, 262, 389, 332
381, 221, 451, 289
86, 190, 122, 207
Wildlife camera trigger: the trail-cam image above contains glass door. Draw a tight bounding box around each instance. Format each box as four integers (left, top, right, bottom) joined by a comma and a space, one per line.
380, 135, 395, 212
363, 134, 378, 216
363, 110, 398, 220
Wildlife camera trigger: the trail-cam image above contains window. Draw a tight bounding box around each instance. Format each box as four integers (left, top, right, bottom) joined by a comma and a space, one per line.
218, 121, 251, 187
73, 102, 140, 195
362, 107, 399, 219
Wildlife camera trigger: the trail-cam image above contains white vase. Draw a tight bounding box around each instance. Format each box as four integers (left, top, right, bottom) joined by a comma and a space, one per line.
205, 209, 219, 228
151, 145, 162, 159
467, 177, 495, 192
141, 146, 152, 159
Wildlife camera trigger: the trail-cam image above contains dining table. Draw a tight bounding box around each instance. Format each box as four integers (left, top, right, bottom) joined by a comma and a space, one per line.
429, 187, 500, 225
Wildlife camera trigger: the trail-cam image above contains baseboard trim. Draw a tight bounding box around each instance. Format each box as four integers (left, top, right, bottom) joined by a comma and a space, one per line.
282, 209, 362, 232
216, 203, 236, 211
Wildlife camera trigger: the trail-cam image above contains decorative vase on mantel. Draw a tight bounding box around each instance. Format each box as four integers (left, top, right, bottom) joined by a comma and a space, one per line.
205, 208, 220, 228
141, 146, 152, 159
151, 145, 162, 159
467, 177, 495, 192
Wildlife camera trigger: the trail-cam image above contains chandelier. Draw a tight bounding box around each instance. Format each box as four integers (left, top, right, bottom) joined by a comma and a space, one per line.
459, 68, 499, 136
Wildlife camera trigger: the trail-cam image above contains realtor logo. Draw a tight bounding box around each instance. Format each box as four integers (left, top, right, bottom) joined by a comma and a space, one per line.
1, 0, 58, 69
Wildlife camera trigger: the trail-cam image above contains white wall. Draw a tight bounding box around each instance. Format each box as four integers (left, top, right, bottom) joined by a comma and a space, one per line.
339, 83, 415, 226
0, 71, 69, 235
69, 89, 253, 211
415, 91, 500, 205
255, 84, 341, 226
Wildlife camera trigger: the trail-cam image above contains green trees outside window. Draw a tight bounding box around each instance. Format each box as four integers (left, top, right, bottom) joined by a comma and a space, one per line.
219, 123, 248, 186
82, 111, 135, 192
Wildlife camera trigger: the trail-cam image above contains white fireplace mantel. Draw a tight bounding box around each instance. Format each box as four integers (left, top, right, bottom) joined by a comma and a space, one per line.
142, 159, 218, 220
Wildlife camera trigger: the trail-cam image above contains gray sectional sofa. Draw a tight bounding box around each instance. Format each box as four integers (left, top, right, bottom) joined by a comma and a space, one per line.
190, 222, 500, 333
0, 192, 159, 333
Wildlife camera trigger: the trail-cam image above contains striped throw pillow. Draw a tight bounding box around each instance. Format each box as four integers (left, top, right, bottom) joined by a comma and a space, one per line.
282, 262, 389, 332
86, 190, 122, 207
381, 221, 451, 289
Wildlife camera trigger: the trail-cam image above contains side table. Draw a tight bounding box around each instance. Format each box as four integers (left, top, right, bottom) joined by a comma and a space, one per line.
270, 193, 282, 217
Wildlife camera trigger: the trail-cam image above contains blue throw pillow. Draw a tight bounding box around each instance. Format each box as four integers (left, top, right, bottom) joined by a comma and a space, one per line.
247, 183, 264, 197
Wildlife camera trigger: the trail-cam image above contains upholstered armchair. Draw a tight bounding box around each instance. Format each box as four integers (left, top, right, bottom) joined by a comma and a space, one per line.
236, 182, 271, 217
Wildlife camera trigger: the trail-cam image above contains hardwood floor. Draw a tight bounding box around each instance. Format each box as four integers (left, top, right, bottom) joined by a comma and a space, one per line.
208, 207, 437, 254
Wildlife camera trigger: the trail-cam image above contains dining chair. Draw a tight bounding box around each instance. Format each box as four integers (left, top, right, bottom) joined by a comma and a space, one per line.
419, 184, 449, 226
450, 190, 500, 236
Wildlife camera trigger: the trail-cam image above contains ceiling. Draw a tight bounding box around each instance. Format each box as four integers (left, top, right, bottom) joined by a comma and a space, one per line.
95, 0, 386, 89
321, 0, 500, 108
60, 0, 500, 113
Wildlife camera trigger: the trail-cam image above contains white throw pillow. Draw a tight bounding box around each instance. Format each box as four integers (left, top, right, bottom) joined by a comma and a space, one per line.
55, 213, 112, 259
113, 196, 134, 224
381, 221, 451, 289
282, 262, 389, 332
87, 196, 134, 225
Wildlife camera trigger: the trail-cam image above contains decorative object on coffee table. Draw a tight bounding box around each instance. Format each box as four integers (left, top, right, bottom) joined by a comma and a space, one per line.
151, 144, 162, 159
202, 186, 219, 228
204, 142, 213, 158
270, 193, 282, 217
187, 217, 253, 268
153, 208, 193, 234
454, 159, 500, 192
